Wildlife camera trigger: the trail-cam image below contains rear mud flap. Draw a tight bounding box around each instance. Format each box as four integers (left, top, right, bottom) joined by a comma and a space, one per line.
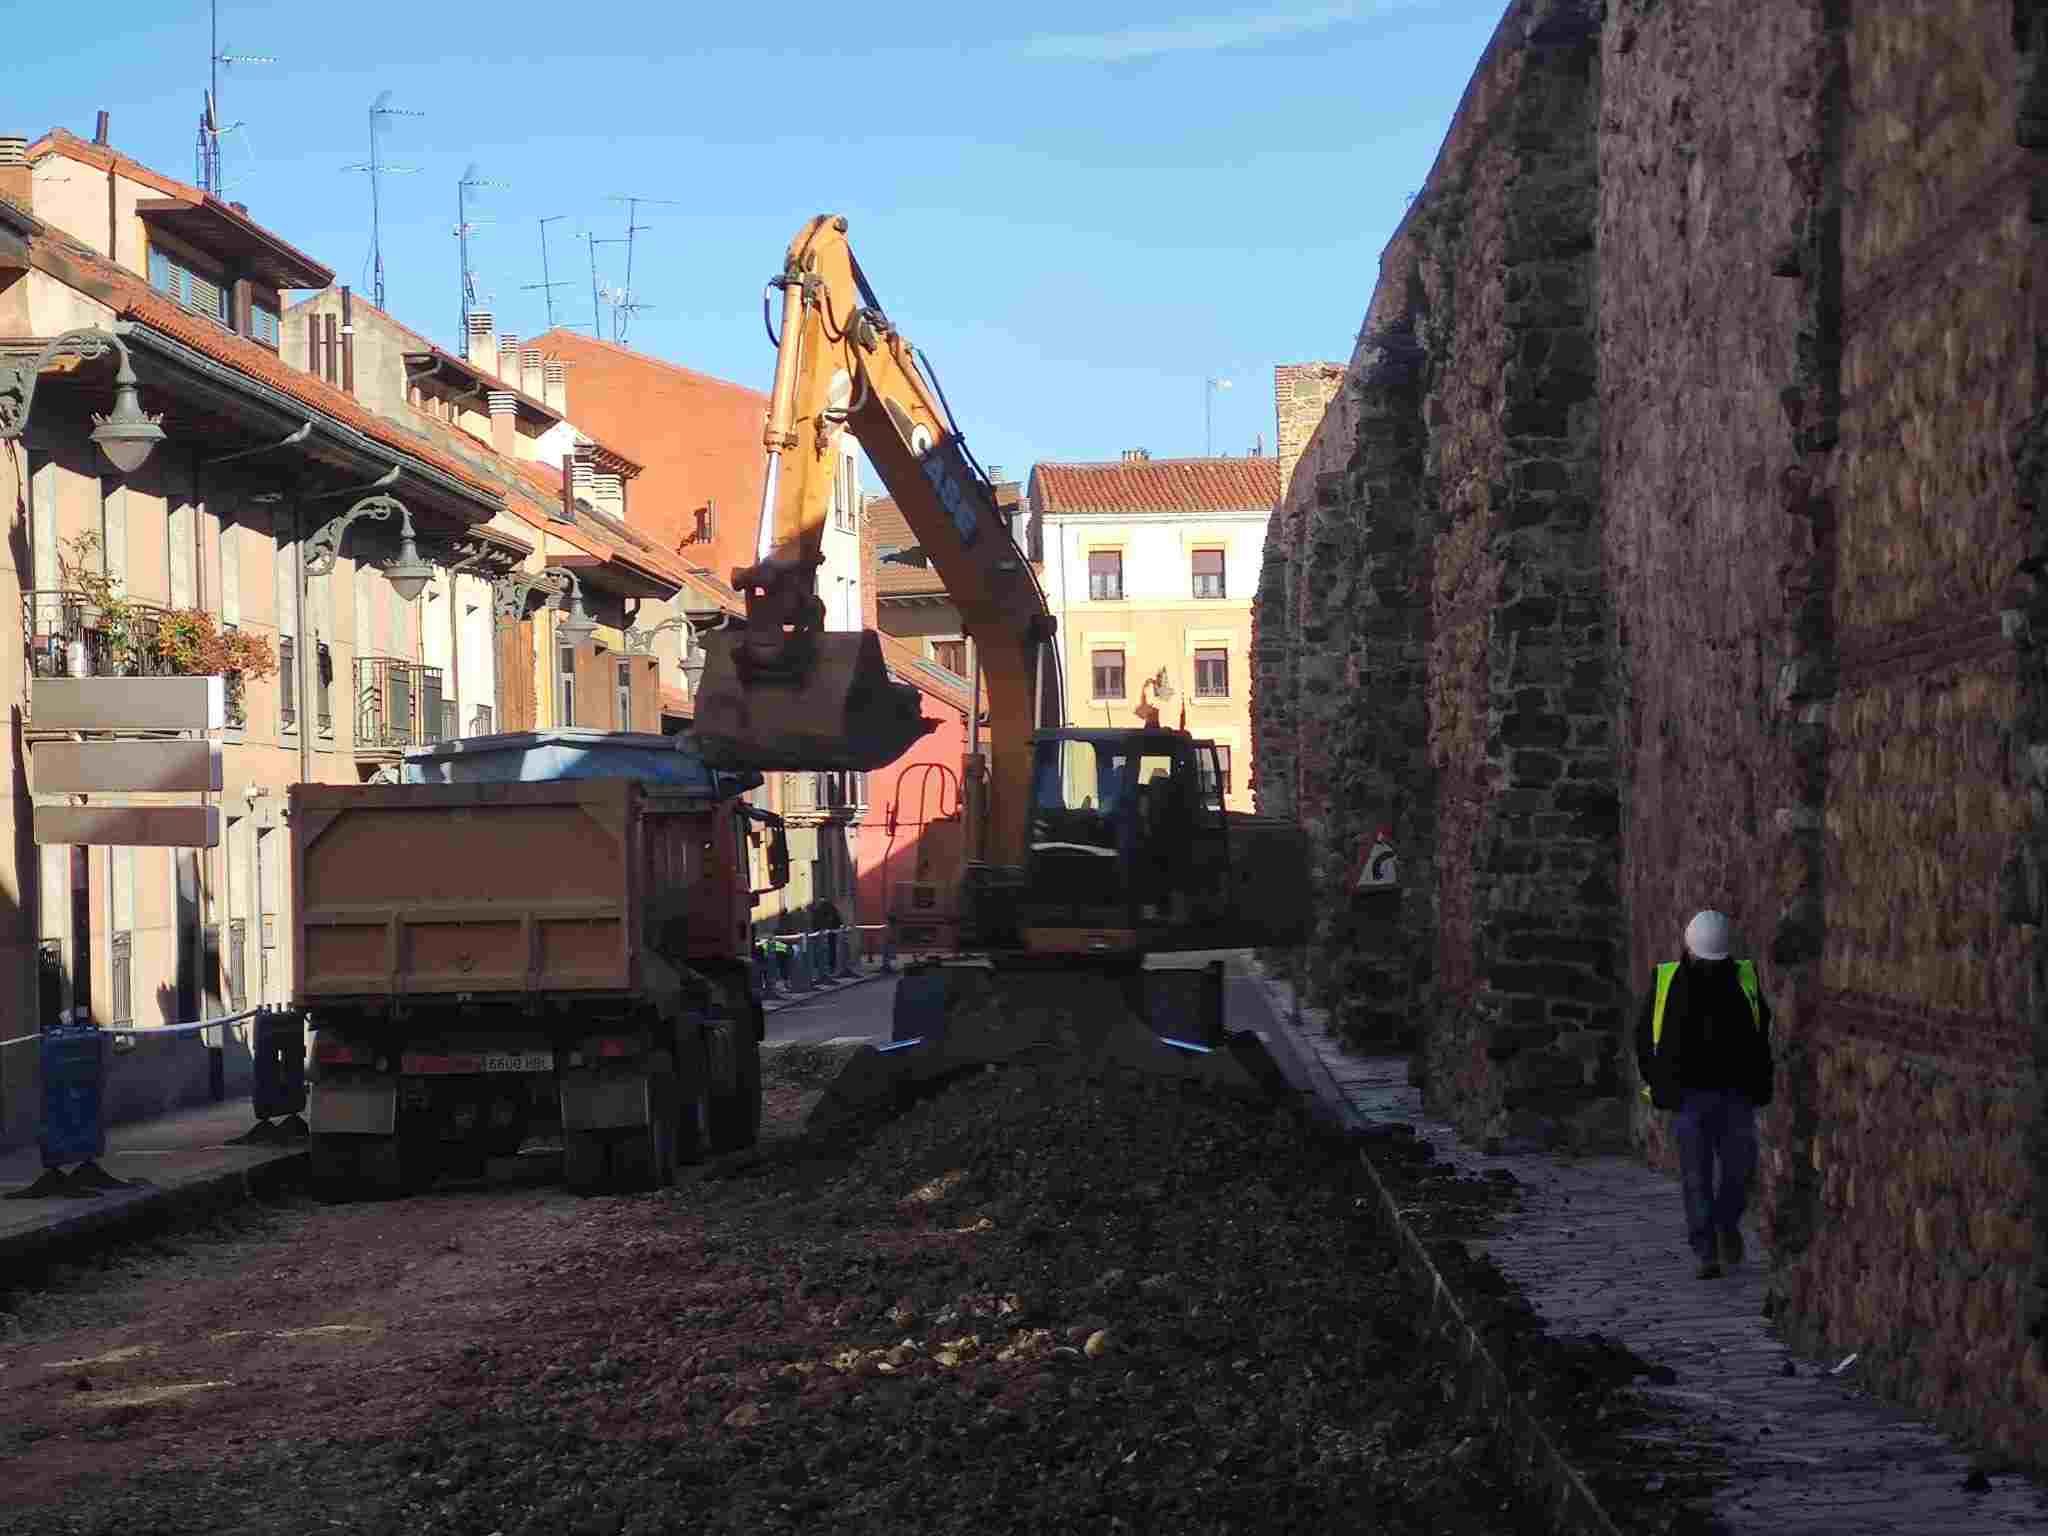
806, 966, 1291, 1133
692, 627, 936, 772
559, 1066, 652, 1132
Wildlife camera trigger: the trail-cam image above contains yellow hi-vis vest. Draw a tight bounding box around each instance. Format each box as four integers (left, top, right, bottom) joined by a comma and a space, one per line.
1639, 958, 1761, 1103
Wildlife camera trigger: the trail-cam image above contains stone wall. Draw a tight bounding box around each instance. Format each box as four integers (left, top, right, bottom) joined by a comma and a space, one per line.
1255, 0, 2048, 1465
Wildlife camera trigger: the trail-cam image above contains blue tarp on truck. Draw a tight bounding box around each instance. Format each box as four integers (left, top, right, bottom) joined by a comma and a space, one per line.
400, 730, 763, 796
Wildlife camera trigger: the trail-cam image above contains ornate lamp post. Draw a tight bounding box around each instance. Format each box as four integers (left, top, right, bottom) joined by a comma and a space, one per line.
0, 328, 168, 474
553, 569, 597, 649
624, 612, 706, 694
304, 492, 435, 600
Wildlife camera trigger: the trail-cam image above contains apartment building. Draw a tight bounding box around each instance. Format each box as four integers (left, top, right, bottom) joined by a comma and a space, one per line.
1030, 450, 1280, 812
0, 125, 689, 1140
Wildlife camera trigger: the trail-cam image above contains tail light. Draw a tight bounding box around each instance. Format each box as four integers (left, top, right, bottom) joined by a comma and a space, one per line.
313, 1038, 362, 1066
594, 1036, 640, 1060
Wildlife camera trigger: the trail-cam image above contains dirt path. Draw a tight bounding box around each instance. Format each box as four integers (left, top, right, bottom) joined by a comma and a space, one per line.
0, 1049, 1712, 1536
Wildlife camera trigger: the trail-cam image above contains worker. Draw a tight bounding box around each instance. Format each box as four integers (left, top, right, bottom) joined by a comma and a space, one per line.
1633, 909, 1776, 1280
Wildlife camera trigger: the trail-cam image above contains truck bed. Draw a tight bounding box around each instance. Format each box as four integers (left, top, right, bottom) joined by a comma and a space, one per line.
292, 779, 647, 1002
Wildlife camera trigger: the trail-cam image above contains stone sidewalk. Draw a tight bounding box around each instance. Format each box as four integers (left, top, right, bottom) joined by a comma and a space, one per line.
759, 960, 888, 1015
1237, 962, 2048, 1535
0, 1098, 305, 1271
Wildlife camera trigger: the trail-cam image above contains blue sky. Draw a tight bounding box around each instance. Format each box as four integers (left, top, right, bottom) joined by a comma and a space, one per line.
15, 0, 1506, 481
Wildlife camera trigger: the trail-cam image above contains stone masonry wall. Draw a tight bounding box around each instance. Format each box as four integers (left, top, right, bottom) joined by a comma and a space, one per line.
1255, 0, 2048, 1465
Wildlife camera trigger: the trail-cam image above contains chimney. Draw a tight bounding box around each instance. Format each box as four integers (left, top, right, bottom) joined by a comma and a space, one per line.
487, 391, 518, 458
542, 359, 566, 415
0, 137, 29, 216
570, 448, 595, 509
985, 464, 1005, 484
339, 286, 357, 395
465, 309, 496, 374
1121, 448, 1150, 462
497, 331, 519, 386
521, 346, 544, 402
93, 111, 110, 146
591, 473, 624, 519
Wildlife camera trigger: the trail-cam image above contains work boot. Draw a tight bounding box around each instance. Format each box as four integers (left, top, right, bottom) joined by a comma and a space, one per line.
1718, 1228, 1744, 1268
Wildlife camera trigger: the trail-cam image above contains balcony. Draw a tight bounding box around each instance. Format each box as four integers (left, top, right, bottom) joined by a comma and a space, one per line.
355, 655, 446, 755
781, 769, 867, 816
22, 589, 182, 680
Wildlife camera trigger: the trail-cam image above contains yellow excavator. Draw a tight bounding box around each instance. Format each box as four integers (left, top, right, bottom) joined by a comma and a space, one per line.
693, 215, 1309, 1113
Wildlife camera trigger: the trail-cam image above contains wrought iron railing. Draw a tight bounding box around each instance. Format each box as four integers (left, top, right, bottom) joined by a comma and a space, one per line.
355, 655, 447, 751
21, 588, 180, 680
469, 705, 494, 736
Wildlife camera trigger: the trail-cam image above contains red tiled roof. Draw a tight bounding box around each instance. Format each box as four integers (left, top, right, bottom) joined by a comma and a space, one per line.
1031, 457, 1280, 516
505, 457, 697, 595
25, 227, 501, 506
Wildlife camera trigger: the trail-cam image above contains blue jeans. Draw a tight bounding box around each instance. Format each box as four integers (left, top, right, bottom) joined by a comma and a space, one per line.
1672, 1089, 1757, 1261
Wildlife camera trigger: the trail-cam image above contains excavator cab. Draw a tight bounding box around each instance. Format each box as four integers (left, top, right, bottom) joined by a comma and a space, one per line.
692, 624, 936, 772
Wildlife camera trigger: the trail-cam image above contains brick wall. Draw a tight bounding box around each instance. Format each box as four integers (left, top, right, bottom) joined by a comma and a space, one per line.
1254, 0, 2048, 1463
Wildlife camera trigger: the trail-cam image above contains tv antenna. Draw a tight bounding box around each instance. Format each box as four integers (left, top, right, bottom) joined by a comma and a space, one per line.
342, 90, 425, 311
606, 193, 683, 345
1205, 376, 1233, 456
456, 163, 507, 344
196, 0, 274, 197
577, 229, 627, 342
522, 214, 575, 332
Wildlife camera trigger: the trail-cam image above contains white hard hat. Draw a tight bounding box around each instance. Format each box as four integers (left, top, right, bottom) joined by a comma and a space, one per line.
1684, 910, 1732, 961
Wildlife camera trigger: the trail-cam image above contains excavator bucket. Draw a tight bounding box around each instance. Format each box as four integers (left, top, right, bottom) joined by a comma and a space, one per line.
692, 626, 937, 772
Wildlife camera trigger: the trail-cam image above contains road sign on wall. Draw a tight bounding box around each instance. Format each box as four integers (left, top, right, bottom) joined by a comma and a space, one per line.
29, 676, 226, 733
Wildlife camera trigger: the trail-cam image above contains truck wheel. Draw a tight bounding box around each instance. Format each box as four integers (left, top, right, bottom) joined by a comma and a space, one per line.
708, 1032, 761, 1153
310, 1134, 360, 1203
563, 1130, 607, 1195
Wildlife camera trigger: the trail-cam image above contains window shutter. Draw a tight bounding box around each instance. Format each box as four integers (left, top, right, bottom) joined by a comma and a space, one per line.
495, 619, 536, 732
573, 644, 613, 729
629, 656, 659, 732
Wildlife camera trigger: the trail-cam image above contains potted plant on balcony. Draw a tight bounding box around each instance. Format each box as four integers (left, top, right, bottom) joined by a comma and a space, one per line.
153, 607, 277, 725
55, 532, 138, 676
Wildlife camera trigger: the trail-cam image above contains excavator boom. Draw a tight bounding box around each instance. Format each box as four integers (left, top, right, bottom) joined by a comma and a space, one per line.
693, 215, 1059, 866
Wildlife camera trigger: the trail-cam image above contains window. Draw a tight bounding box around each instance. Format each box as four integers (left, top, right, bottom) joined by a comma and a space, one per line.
1088, 550, 1124, 601
932, 639, 967, 675
110, 932, 132, 1025
279, 635, 296, 730
833, 458, 856, 533
617, 661, 633, 733
1194, 647, 1229, 699
1091, 647, 1126, 700
147, 246, 230, 327
558, 646, 576, 727
1192, 548, 1226, 599
316, 642, 333, 734
249, 301, 280, 348
1199, 744, 1234, 799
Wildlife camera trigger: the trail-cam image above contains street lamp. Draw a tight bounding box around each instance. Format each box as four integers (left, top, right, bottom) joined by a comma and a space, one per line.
304, 492, 435, 602
624, 612, 704, 692
552, 568, 597, 649
0, 328, 167, 474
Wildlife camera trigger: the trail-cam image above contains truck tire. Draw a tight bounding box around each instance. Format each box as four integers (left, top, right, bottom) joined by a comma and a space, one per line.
310, 1134, 360, 1203
563, 1130, 607, 1195
613, 1078, 679, 1192
708, 1031, 761, 1153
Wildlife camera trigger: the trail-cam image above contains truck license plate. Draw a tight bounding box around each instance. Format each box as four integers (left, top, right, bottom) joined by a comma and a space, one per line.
483, 1051, 553, 1074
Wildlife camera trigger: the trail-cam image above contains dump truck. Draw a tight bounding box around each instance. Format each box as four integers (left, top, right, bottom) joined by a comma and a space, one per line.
294, 730, 789, 1198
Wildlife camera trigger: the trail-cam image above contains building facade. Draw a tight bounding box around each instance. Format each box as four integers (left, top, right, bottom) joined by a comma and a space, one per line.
1031, 451, 1279, 812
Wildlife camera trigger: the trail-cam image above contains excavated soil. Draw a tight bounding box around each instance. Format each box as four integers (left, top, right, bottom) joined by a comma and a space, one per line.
0, 1044, 1717, 1535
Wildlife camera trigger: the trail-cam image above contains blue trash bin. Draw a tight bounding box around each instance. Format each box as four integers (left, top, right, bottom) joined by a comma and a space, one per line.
39, 1024, 109, 1169
251, 1011, 307, 1121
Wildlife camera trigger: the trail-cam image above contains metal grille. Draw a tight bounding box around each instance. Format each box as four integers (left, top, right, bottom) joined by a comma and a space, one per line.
469, 704, 493, 736
1194, 648, 1229, 698
109, 932, 132, 1024
441, 701, 458, 742
228, 918, 246, 1009
20, 589, 178, 680
355, 656, 446, 749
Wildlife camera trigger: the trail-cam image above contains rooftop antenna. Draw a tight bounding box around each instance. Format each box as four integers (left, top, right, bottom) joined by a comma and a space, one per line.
456, 162, 507, 345
197, 0, 274, 197
1204, 376, 1233, 457
577, 229, 627, 342
605, 193, 683, 345
342, 90, 424, 311
522, 214, 574, 331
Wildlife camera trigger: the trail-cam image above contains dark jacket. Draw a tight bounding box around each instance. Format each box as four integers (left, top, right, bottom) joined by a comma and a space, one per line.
1633, 957, 1775, 1111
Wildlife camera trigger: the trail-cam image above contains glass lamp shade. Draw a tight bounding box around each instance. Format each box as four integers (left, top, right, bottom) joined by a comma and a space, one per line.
90, 382, 167, 475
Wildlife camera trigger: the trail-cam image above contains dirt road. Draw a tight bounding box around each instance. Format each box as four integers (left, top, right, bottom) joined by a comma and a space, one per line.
0, 1046, 1706, 1536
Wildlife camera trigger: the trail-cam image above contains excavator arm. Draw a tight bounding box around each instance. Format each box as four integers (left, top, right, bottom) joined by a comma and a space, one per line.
693, 215, 1061, 871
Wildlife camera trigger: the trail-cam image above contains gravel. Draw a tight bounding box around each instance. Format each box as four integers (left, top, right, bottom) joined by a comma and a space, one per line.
0, 1052, 1722, 1536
